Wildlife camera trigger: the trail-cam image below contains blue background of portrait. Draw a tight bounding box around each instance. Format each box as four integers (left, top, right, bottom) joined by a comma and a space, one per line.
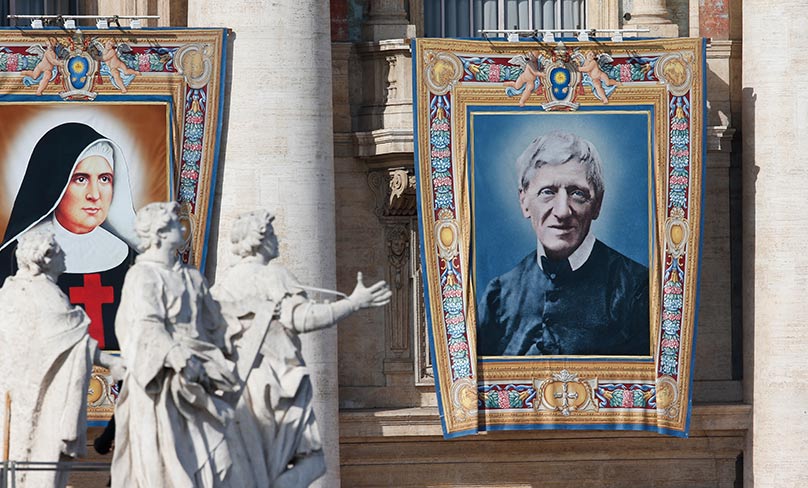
470, 107, 653, 297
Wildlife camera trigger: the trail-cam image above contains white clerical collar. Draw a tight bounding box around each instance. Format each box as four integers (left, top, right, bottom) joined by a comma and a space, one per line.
48, 216, 129, 273
536, 231, 596, 272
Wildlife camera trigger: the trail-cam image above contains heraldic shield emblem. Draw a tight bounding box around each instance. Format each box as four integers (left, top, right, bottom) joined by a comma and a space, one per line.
67, 55, 91, 89
549, 66, 571, 99
62, 52, 97, 99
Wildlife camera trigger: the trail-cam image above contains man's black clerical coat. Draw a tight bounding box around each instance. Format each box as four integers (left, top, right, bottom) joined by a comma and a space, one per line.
477, 239, 650, 356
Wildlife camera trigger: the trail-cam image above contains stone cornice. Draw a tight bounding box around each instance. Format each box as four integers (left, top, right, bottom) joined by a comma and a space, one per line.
707, 39, 741, 59
356, 38, 412, 55
354, 128, 414, 159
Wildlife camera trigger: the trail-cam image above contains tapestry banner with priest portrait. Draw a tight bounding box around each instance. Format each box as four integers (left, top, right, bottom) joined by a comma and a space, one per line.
412, 37, 705, 437
0, 27, 228, 421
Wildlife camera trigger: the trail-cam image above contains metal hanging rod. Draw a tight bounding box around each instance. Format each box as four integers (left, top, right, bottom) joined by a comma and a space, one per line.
7, 15, 160, 20
479, 28, 651, 43
6, 14, 160, 30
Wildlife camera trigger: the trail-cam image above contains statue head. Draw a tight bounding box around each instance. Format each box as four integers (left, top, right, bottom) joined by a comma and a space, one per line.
134, 202, 183, 253
230, 209, 278, 262
15, 228, 65, 278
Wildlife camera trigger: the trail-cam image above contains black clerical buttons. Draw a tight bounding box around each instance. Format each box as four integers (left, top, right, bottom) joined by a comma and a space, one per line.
547, 290, 558, 302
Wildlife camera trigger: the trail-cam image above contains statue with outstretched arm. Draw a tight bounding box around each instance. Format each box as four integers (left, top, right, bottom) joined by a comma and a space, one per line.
212, 209, 391, 488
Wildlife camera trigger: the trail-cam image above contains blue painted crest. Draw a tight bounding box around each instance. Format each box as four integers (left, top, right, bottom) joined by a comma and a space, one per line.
549, 67, 571, 100
67, 56, 90, 89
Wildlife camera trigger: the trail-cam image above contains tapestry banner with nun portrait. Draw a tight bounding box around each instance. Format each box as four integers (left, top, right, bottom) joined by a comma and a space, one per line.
0, 27, 228, 421
412, 37, 705, 437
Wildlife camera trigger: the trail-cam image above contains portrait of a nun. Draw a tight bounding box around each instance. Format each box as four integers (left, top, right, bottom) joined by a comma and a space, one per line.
0, 122, 139, 350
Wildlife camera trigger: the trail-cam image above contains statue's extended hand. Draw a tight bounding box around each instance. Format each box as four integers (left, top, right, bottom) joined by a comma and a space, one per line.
348, 272, 392, 310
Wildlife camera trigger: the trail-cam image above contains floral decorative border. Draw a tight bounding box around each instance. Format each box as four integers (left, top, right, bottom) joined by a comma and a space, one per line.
413, 38, 704, 437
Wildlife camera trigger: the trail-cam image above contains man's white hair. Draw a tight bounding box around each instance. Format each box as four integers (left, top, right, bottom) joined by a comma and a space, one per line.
515, 130, 605, 203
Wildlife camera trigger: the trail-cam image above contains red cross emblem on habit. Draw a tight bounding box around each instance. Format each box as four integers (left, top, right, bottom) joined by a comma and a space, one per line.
69, 273, 114, 348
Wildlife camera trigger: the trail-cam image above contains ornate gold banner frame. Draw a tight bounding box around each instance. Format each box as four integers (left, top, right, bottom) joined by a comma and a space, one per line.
0, 27, 229, 422
412, 38, 704, 437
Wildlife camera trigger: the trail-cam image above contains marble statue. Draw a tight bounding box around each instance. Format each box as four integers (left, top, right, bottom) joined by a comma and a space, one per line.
212, 209, 392, 488
111, 202, 256, 488
0, 229, 123, 488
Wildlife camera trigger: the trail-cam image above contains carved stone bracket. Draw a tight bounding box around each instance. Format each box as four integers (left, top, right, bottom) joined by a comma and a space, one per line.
368, 168, 432, 384
369, 167, 418, 219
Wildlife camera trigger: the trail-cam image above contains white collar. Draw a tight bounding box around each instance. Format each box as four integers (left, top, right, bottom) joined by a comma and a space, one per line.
536, 231, 596, 272
47, 216, 129, 273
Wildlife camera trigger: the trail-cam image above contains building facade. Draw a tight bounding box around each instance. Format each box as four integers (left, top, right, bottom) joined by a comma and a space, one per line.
8, 0, 806, 486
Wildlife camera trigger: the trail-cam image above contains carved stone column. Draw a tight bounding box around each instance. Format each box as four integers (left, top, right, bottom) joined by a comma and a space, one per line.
743, 0, 808, 485
187, 1, 339, 486
625, 0, 679, 37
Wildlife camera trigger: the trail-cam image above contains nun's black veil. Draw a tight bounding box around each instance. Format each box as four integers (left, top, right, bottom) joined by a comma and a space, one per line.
2, 123, 109, 246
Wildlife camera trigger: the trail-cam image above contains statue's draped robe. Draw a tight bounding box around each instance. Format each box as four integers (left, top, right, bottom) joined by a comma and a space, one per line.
0, 274, 93, 488
112, 259, 255, 488
213, 261, 325, 486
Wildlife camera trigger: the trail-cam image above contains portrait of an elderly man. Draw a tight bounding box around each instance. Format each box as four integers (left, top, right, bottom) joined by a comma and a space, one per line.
476, 130, 650, 356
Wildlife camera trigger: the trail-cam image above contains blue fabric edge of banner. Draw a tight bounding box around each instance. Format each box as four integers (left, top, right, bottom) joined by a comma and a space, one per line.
410, 38, 455, 439
199, 27, 229, 272
677, 36, 709, 438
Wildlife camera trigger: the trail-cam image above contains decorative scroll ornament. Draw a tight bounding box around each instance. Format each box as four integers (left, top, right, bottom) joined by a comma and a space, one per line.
656, 375, 680, 419
451, 378, 478, 422
175, 43, 213, 89
434, 209, 460, 261
389, 168, 416, 204
424, 50, 463, 95
535, 370, 598, 415
665, 213, 690, 258
656, 52, 694, 96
